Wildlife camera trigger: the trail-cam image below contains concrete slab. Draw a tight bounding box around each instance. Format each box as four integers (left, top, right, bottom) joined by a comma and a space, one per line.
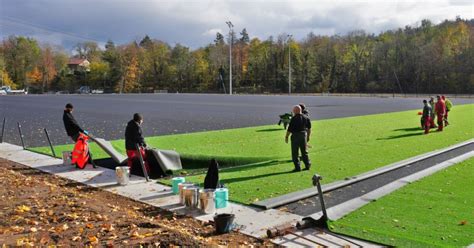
273, 228, 383, 247
0, 142, 301, 239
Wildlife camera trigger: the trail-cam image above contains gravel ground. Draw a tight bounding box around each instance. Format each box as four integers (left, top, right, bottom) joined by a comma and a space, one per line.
0, 158, 267, 246
1, 94, 472, 147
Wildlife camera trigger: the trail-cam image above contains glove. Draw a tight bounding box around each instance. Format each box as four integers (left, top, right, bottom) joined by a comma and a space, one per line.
83, 130, 89, 135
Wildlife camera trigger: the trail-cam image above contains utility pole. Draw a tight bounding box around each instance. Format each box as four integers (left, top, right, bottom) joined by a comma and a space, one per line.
288, 34, 292, 95
226, 21, 234, 95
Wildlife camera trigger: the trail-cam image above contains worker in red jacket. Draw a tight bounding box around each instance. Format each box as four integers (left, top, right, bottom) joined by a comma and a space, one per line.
435, 95, 446, 131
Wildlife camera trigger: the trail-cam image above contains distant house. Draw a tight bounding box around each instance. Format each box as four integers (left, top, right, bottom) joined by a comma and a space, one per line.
67, 58, 90, 74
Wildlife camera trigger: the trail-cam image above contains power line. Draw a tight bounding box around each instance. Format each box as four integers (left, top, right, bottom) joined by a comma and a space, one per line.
0, 16, 105, 43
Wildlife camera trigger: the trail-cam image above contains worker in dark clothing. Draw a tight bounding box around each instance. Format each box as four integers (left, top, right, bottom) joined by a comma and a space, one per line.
125, 113, 149, 171
285, 105, 312, 172
204, 158, 220, 189
422, 100, 432, 134
63, 103, 87, 142
62, 103, 96, 168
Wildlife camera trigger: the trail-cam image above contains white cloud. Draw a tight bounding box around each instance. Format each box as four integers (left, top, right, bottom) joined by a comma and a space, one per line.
1, 0, 472, 49
202, 28, 224, 37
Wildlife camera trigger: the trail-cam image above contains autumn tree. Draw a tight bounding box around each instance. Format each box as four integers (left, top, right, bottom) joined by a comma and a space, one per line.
2, 36, 40, 89
74, 41, 102, 62
116, 43, 141, 93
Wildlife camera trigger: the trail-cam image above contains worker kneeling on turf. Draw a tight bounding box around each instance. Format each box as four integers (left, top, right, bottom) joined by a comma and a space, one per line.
125, 113, 150, 174
285, 105, 312, 172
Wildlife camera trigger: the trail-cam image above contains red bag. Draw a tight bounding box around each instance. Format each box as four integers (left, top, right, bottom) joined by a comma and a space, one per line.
71, 133, 90, 169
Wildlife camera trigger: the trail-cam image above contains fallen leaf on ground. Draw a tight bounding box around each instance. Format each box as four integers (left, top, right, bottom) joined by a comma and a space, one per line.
16, 237, 33, 246
89, 236, 99, 244
101, 223, 115, 232
11, 226, 24, 232
16, 205, 31, 213
130, 230, 145, 239
459, 220, 468, 225
60, 223, 69, 231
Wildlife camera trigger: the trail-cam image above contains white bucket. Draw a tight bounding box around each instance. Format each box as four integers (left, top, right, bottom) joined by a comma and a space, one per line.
62, 151, 71, 165
115, 166, 130, 185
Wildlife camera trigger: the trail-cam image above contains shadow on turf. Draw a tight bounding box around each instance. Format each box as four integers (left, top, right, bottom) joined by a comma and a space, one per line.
377, 132, 424, 140
392, 127, 422, 132
220, 169, 293, 184
256, 128, 284, 132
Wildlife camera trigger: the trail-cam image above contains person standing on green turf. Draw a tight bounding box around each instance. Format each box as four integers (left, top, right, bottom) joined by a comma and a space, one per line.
422, 100, 432, 134
429, 97, 437, 128
285, 105, 312, 172
442, 96, 453, 126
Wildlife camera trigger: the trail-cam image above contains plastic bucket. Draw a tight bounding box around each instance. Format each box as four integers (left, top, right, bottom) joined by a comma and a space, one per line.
184, 186, 199, 208
199, 189, 216, 214
115, 166, 130, 185
179, 183, 195, 205
62, 151, 71, 165
214, 213, 235, 234
215, 188, 229, 209
172, 177, 185, 194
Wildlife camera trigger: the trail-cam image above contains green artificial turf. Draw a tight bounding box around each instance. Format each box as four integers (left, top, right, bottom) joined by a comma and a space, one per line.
330, 157, 474, 247
30, 104, 474, 204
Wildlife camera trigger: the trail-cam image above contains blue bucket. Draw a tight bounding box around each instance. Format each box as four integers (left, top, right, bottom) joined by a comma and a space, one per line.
172, 177, 185, 194
215, 188, 229, 209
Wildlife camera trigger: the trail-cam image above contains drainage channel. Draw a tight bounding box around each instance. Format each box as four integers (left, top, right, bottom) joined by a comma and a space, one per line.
279, 143, 474, 216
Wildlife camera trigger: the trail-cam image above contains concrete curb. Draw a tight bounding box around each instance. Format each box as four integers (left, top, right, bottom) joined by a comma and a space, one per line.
308, 150, 474, 221
253, 139, 474, 209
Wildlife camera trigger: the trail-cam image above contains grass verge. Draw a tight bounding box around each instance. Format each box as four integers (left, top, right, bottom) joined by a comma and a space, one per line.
330, 157, 474, 247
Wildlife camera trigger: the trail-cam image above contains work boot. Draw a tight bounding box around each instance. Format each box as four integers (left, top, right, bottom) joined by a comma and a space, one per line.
90, 160, 98, 168
292, 165, 301, 172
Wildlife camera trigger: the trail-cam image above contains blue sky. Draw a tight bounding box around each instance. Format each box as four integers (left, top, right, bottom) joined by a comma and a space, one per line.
1, 0, 472, 51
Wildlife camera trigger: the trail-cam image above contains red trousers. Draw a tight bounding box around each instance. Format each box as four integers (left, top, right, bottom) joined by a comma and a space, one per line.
429, 116, 436, 128
424, 116, 431, 134
437, 114, 444, 131
126, 148, 150, 172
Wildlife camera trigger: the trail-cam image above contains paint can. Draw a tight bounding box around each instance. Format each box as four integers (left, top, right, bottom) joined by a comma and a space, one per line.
215, 188, 229, 209
115, 166, 130, 185
199, 189, 216, 214
62, 151, 71, 165
184, 186, 199, 209
179, 183, 195, 205
172, 177, 185, 194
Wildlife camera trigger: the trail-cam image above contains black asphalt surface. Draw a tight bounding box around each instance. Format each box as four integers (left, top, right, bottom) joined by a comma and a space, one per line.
279, 143, 474, 216
0, 94, 472, 147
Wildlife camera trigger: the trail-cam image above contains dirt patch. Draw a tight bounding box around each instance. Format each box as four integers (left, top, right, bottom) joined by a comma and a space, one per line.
0, 158, 270, 246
